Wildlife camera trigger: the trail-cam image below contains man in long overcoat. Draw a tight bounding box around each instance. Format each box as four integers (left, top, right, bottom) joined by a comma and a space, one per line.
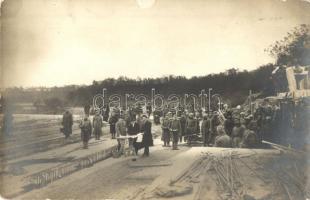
62, 110, 73, 138
135, 114, 153, 156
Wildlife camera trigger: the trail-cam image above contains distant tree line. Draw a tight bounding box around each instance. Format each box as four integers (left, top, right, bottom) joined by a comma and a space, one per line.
67, 65, 276, 107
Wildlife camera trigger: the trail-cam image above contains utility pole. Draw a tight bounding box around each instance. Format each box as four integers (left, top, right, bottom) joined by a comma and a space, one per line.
208, 88, 212, 113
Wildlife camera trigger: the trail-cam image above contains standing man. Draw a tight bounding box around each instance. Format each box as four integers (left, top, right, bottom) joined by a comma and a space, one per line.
161, 113, 171, 147
62, 110, 73, 139
109, 112, 118, 139
169, 114, 181, 150
201, 114, 211, 146
185, 113, 197, 146
102, 104, 110, 121
137, 114, 153, 156
210, 112, 220, 144
93, 111, 103, 140
79, 117, 92, 149
127, 118, 140, 155
224, 112, 234, 137
179, 112, 187, 143
116, 115, 127, 155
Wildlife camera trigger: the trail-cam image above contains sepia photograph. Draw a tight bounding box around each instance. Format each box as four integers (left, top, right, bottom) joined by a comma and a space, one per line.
0, 0, 310, 199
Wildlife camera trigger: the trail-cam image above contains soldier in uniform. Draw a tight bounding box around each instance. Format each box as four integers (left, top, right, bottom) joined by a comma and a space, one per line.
169, 114, 182, 150
116, 115, 127, 154
185, 113, 197, 146
93, 111, 103, 140
210, 112, 220, 144
79, 117, 92, 149
201, 114, 211, 146
161, 113, 171, 146
108, 112, 118, 139
214, 125, 232, 148
62, 110, 73, 138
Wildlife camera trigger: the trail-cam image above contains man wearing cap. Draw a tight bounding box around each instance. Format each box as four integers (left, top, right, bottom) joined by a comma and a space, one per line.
169, 114, 181, 150
201, 114, 211, 146
127, 117, 140, 155
79, 116, 92, 149
116, 115, 127, 155
185, 113, 197, 146
93, 111, 103, 140
136, 114, 153, 156
109, 112, 118, 139
161, 113, 171, 146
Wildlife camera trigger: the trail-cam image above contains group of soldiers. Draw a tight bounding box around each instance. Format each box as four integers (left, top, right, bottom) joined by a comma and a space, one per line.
159, 108, 259, 150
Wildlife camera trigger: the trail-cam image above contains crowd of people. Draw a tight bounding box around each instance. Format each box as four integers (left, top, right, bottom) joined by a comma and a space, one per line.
61, 96, 309, 155
158, 106, 260, 150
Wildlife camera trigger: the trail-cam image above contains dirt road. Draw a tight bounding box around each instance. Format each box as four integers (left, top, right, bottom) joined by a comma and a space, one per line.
18, 141, 308, 200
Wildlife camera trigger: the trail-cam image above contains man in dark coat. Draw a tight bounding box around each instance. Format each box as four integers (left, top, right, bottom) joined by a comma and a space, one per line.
128, 118, 140, 155
224, 113, 234, 136
102, 105, 110, 121
62, 110, 73, 138
79, 117, 92, 149
135, 114, 153, 156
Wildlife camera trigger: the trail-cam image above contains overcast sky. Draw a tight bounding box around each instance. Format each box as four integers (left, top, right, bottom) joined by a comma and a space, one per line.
1, 0, 310, 87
